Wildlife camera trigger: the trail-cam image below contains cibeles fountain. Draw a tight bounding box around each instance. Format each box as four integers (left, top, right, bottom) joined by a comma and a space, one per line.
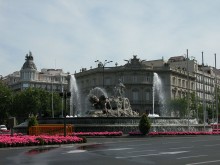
41, 75, 140, 133
86, 80, 139, 117
65, 78, 141, 133
38, 73, 210, 133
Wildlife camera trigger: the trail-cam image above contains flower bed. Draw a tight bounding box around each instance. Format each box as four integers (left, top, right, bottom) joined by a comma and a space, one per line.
0, 134, 84, 148
73, 131, 123, 137
0, 130, 10, 133
129, 131, 220, 136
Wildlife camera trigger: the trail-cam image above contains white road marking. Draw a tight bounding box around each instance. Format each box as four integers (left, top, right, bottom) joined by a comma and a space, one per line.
103, 139, 153, 144
186, 159, 220, 165
204, 144, 220, 147
127, 143, 152, 147
191, 140, 209, 143
163, 141, 181, 144
66, 150, 86, 153
177, 155, 208, 160
170, 146, 194, 150
107, 148, 133, 151
160, 151, 189, 155
116, 151, 189, 159
127, 149, 156, 153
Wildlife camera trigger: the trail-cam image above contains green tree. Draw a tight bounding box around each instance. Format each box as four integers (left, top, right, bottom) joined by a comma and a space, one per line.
139, 113, 151, 135
27, 115, 38, 135
0, 82, 13, 124
28, 115, 38, 127
12, 88, 62, 121
168, 97, 187, 118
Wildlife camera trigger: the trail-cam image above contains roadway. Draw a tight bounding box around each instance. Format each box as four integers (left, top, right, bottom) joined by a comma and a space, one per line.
1, 135, 220, 165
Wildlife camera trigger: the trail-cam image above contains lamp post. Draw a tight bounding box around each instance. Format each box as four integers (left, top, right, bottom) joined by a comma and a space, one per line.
59, 74, 71, 137
95, 60, 113, 88
51, 77, 54, 118
215, 54, 218, 132
202, 52, 206, 131
59, 90, 71, 136
186, 49, 190, 132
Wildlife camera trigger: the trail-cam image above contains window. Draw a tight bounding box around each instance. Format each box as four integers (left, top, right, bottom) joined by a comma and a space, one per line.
133, 75, 138, 83
178, 79, 181, 86
105, 77, 111, 85
182, 80, 185, 88
191, 82, 194, 90
145, 73, 150, 82
172, 90, 176, 99
132, 90, 139, 101
172, 77, 176, 85
92, 78, 96, 86
145, 91, 150, 101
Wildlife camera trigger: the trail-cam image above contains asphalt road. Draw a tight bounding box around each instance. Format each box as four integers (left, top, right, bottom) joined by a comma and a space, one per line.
1, 135, 220, 165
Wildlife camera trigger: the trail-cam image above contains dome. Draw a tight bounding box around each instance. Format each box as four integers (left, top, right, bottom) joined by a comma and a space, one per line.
21, 51, 37, 70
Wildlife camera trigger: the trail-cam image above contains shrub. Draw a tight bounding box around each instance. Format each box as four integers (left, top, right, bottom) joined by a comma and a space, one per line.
79, 136, 87, 143
27, 115, 38, 135
36, 137, 45, 145
139, 113, 151, 135
28, 115, 38, 127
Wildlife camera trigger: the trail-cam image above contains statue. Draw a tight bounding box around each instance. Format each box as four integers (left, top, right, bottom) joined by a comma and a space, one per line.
114, 79, 125, 97
87, 81, 139, 117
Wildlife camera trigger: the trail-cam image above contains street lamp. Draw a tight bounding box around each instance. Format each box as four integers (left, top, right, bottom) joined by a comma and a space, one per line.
186, 49, 190, 132
215, 54, 218, 132
202, 52, 206, 131
50, 75, 54, 118
59, 90, 71, 137
95, 60, 113, 88
60, 73, 72, 136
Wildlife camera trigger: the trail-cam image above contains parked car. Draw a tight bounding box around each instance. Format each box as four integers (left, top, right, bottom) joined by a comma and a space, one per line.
0, 125, 7, 131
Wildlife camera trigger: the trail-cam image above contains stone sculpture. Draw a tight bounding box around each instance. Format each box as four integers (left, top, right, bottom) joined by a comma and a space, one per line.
87, 80, 139, 117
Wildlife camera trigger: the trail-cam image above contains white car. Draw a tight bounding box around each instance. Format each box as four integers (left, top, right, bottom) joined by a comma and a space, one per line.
0, 125, 7, 131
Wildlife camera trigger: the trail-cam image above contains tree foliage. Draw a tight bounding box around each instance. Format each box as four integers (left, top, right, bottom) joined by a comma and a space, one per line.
0, 82, 12, 124
167, 97, 188, 117
0, 85, 63, 124
12, 88, 62, 122
139, 113, 151, 135
28, 115, 38, 127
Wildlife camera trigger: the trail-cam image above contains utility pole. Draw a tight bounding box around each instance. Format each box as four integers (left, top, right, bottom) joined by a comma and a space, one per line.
215, 54, 218, 132
186, 49, 190, 131
52, 78, 54, 118
202, 52, 206, 131
59, 73, 71, 137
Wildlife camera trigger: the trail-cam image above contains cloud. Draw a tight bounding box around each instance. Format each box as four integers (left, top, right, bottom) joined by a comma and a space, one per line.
1, 0, 220, 76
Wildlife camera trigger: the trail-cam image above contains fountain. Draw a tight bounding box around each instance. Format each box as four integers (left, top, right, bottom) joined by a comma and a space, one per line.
70, 75, 81, 117
86, 80, 139, 117
150, 72, 166, 117
36, 75, 211, 134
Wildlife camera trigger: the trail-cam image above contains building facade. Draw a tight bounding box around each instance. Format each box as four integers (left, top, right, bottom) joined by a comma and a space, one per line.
4, 52, 220, 118
3, 51, 68, 92
74, 55, 195, 115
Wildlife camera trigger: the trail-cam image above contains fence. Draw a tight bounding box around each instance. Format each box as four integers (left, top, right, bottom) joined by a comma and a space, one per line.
210, 124, 220, 132
29, 124, 74, 136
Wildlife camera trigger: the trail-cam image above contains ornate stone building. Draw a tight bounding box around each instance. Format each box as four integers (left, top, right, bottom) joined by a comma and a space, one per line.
3, 51, 68, 92
74, 55, 195, 115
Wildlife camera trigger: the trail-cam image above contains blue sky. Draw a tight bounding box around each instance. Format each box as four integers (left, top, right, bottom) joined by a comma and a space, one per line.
1, 0, 220, 76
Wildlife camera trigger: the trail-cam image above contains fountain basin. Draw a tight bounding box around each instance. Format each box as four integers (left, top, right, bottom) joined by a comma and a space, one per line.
37, 117, 211, 134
